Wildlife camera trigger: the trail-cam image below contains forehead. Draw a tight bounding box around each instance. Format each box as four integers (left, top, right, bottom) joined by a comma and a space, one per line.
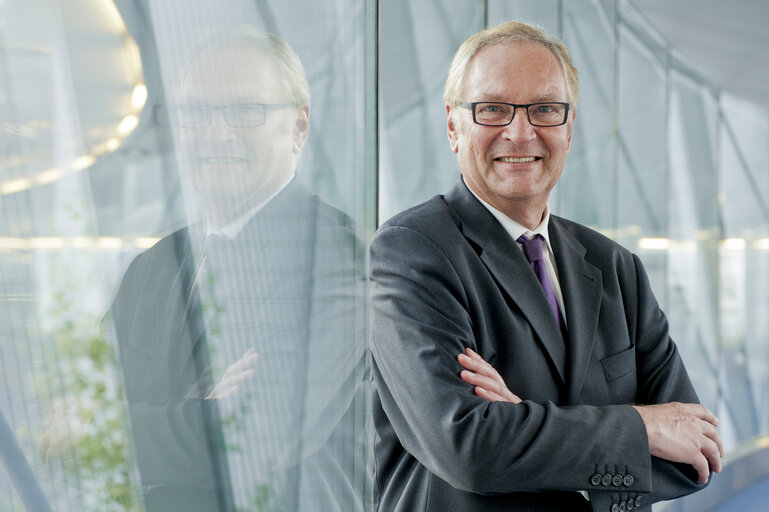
180, 46, 286, 103
462, 41, 567, 102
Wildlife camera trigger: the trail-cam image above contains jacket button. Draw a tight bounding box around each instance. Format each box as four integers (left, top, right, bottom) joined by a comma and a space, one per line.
635, 496, 643, 507
613, 474, 623, 486
591, 474, 603, 486
623, 474, 634, 487
602, 474, 613, 486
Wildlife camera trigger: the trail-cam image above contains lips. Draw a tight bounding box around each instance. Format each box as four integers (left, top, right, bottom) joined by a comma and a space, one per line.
495, 156, 539, 163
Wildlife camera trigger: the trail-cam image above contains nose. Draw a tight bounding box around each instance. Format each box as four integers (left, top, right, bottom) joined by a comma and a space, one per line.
501, 107, 536, 142
202, 108, 238, 142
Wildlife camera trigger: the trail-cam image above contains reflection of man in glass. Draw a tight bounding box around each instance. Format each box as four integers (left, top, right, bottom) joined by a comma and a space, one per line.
112, 27, 366, 512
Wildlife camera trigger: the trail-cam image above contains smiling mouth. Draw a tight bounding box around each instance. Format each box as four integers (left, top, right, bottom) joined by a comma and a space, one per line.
496, 156, 539, 163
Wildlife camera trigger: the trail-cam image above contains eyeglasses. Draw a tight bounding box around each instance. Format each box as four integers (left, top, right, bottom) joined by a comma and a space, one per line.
459, 101, 570, 127
154, 103, 297, 128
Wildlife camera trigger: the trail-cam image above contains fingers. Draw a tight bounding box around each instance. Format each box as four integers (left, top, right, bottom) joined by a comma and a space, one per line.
692, 455, 710, 484
458, 348, 522, 404
206, 348, 260, 399
701, 421, 725, 458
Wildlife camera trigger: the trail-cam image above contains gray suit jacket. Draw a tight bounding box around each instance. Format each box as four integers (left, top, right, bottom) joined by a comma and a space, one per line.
370, 179, 707, 511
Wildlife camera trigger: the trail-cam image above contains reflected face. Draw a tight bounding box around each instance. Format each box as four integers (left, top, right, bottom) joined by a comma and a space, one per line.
447, 42, 574, 221
178, 46, 308, 209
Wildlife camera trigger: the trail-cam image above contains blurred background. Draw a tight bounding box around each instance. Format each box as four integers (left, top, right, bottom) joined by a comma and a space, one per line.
0, 0, 766, 510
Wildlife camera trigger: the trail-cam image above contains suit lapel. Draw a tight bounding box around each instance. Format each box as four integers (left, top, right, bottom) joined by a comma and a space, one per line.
548, 217, 603, 403
445, 181, 567, 387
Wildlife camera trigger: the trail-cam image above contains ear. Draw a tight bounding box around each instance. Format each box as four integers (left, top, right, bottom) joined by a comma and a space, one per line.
446, 104, 460, 154
292, 105, 310, 154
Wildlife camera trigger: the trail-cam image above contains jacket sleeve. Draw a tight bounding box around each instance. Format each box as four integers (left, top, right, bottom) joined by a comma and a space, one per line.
370, 225, 657, 497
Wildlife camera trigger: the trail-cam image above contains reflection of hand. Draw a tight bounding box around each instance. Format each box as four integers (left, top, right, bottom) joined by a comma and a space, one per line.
205, 347, 260, 400
457, 348, 521, 404
632, 402, 723, 483
38, 397, 93, 461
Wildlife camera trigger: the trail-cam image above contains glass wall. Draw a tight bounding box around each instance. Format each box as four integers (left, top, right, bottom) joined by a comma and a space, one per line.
0, 0, 373, 511
1, 0, 767, 510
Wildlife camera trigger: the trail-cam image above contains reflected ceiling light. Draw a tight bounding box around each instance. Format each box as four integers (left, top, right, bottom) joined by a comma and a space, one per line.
670, 240, 697, 252
101, 0, 127, 34
638, 238, 670, 250
117, 114, 139, 136
29, 237, 64, 249
35, 168, 64, 185
72, 155, 95, 171
0, 236, 162, 251
0, 237, 28, 250
757, 436, 769, 449
0, 0, 145, 196
754, 238, 769, 250
133, 237, 161, 249
97, 237, 123, 249
71, 236, 95, 248
131, 83, 147, 110
104, 138, 121, 152
0, 178, 32, 195
721, 238, 746, 250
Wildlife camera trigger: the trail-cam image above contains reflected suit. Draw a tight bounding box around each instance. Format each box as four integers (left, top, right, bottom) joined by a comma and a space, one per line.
370, 180, 706, 511
112, 180, 367, 511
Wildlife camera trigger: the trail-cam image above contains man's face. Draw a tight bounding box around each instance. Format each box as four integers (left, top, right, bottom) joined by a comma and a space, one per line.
178, 46, 308, 209
447, 41, 574, 223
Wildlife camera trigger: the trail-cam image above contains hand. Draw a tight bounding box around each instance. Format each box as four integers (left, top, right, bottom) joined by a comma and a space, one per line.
457, 348, 521, 404
632, 402, 724, 483
205, 347, 260, 399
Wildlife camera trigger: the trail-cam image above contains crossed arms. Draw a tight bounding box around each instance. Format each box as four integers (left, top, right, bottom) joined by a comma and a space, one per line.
458, 347, 723, 484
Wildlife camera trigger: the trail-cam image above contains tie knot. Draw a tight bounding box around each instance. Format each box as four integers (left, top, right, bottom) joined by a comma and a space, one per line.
517, 234, 544, 263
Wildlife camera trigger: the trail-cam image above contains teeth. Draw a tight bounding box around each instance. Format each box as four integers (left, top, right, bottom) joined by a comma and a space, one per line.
498, 156, 537, 163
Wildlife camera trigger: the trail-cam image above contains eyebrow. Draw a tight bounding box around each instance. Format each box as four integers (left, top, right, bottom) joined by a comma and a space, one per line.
473, 94, 566, 103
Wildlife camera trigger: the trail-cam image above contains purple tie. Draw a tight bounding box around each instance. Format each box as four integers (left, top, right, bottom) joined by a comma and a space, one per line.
517, 234, 563, 327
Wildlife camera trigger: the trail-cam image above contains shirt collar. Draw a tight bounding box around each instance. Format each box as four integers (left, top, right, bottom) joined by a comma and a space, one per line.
207, 173, 295, 240
463, 177, 554, 253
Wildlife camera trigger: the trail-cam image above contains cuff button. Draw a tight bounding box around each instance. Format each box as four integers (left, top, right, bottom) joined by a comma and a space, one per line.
623, 474, 634, 487
602, 474, 613, 486
619, 502, 627, 511
613, 475, 623, 486
591, 474, 603, 486
635, 496, 643, 507
611, 504, 620, 512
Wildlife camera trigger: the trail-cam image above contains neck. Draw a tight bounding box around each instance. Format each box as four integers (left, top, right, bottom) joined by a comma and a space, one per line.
500, 202, 546, 231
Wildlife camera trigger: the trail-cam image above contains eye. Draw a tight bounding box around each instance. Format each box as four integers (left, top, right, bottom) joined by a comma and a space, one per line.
535, 104, 554, 113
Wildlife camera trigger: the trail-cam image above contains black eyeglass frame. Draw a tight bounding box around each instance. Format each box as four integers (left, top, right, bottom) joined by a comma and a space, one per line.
458, 101, 571, 127
154, 102, 298, 128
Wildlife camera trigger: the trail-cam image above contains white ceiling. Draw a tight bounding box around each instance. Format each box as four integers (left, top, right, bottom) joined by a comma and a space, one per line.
630, 0, 769, 109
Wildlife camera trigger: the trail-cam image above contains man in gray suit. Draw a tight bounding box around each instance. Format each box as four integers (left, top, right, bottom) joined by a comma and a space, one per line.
370, 21, 723, 511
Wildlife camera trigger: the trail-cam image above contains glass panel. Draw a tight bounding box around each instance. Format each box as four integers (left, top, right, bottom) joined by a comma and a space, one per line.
487, 0, 559, 28
617, 23, 667, 298
378, 0, 484, 222
556, 0, 616, 230
717, 94, 769, 449
666, 71, 720, 410
0, 1, 371, 511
